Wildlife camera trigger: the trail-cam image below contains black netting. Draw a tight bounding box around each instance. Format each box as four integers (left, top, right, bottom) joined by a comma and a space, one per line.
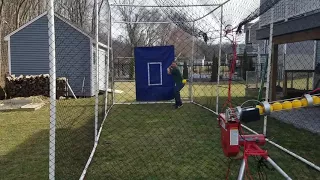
1, 0, 319, 179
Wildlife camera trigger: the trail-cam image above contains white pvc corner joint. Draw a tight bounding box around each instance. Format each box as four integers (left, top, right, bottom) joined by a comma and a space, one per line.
262, 101, 271, 115
235, 106, 242, 120
225, 108, 232, 121
304, 94, 313, 107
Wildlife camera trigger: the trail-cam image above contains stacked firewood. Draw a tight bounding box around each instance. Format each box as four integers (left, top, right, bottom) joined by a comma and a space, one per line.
5, 74, 67, 98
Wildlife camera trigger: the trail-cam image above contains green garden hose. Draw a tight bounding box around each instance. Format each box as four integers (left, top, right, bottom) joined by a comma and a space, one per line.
257, 56, 268, 102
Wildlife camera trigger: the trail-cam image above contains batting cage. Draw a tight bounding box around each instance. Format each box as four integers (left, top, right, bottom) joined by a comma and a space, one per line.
0, 0, 320, 179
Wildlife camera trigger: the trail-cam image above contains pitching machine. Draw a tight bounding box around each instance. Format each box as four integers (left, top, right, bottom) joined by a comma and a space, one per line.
216, 22, 320, 179
218, 92, 320, 180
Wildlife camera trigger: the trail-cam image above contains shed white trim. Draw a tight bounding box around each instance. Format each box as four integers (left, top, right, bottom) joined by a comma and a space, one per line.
7, 39, 11, 74
90, 39, 94, 96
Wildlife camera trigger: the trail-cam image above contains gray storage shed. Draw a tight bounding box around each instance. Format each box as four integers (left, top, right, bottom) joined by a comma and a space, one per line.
4, 12, 109, 97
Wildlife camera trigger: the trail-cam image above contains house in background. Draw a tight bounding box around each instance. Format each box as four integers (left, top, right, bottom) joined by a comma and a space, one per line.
4, 12, 109, 97
251, 0, 320, 99
244, 0, 320, 74
248, 0, 320, 71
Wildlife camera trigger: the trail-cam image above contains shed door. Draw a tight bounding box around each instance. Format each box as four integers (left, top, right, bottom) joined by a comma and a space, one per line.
98, 49, 106, 91
134, 45, 175, 101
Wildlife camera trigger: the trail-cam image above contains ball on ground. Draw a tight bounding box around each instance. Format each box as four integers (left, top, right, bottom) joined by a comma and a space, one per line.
292, 99, 302, 108
272, 102, 282, 111
282, 101, 292, 110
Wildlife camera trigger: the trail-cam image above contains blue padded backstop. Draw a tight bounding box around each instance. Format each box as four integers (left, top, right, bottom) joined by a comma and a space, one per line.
134, 45, 175, 101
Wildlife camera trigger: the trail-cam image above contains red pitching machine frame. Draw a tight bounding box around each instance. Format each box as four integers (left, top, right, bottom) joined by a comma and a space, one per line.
217, 26, 320, 180
218, 106, 292, 180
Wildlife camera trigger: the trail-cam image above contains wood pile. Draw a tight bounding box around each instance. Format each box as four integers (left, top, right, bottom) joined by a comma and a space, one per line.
5, 74, 67, 98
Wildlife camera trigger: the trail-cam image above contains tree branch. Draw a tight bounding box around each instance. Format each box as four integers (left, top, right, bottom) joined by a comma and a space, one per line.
0, 0, 4, 16
15, 0, 27, 28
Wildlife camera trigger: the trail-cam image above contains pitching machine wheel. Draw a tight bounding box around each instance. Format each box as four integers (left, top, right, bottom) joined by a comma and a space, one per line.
224, 24, 233, 36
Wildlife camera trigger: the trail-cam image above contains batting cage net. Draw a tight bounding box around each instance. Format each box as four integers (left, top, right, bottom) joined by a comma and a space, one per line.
0, 0, 319, 179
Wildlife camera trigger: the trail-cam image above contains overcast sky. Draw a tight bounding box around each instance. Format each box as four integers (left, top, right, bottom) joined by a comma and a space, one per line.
108, 0, 261, 44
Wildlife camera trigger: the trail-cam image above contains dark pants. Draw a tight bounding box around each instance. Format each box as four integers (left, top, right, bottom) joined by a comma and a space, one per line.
174, 83, 184, 106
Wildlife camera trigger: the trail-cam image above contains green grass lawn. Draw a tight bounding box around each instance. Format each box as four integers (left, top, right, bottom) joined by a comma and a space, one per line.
114, 81, 247, 103
0, 95, 108, 180
86, 104, 230, 179
85, 103, 320, 179
0, 104, 50, 180
113, 77, 313, 103
1, 80, 319, 179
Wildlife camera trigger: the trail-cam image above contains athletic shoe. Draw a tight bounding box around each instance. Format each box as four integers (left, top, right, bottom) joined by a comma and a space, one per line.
175, 104, 183, 109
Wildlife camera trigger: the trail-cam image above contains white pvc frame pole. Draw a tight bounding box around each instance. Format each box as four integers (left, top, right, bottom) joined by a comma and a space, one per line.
313, 40, 317, 89
284, 0, 289, 22
282, 44, 286, 86
109, 13, 115, 105
237, 159, 246, 180
266, 157, 292, 179
225, 53, 228, 66
257, 45, 261, 89
111, 48, 115, 105
48, 0, 56, 179
242, 123, 320, 172
94, 0, 99, 142
110, 4, 221, 7
263, 7, 274, 136
216, 5, 223, 113
79, 105, 114, 180
189, 21, 195, 102
105, 8, 111, 113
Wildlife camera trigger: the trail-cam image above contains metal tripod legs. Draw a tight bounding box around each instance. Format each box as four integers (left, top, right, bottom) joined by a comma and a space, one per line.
237, 158, 246, 180
266, 157, 292, 180
237, 156, 292, 180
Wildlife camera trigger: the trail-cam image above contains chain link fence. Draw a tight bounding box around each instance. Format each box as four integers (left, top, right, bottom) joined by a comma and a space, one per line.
0, 0, 320, 179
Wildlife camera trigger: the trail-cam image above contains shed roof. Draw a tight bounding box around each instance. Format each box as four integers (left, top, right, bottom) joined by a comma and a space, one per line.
4, 11, 110, 50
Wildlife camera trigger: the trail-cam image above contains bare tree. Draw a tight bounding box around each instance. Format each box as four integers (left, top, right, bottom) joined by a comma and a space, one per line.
14, 0, 27, 28
115, 0, 174, 50
157, 23, 173, 45
0, 0, 47, 86
139, 9, 172, 46
91, 0, 105, 35
166, 27, 193, 57
55, 0, 92, 29
0, 0, 3, 15
38, 0, 45, 14
117, 4, 148, 51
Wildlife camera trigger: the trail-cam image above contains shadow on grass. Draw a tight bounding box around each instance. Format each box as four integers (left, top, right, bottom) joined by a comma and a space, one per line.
85, 103, 236, 179
0, 129, 49, 180
0, 101, 106, 180
0, 120, 95, 180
